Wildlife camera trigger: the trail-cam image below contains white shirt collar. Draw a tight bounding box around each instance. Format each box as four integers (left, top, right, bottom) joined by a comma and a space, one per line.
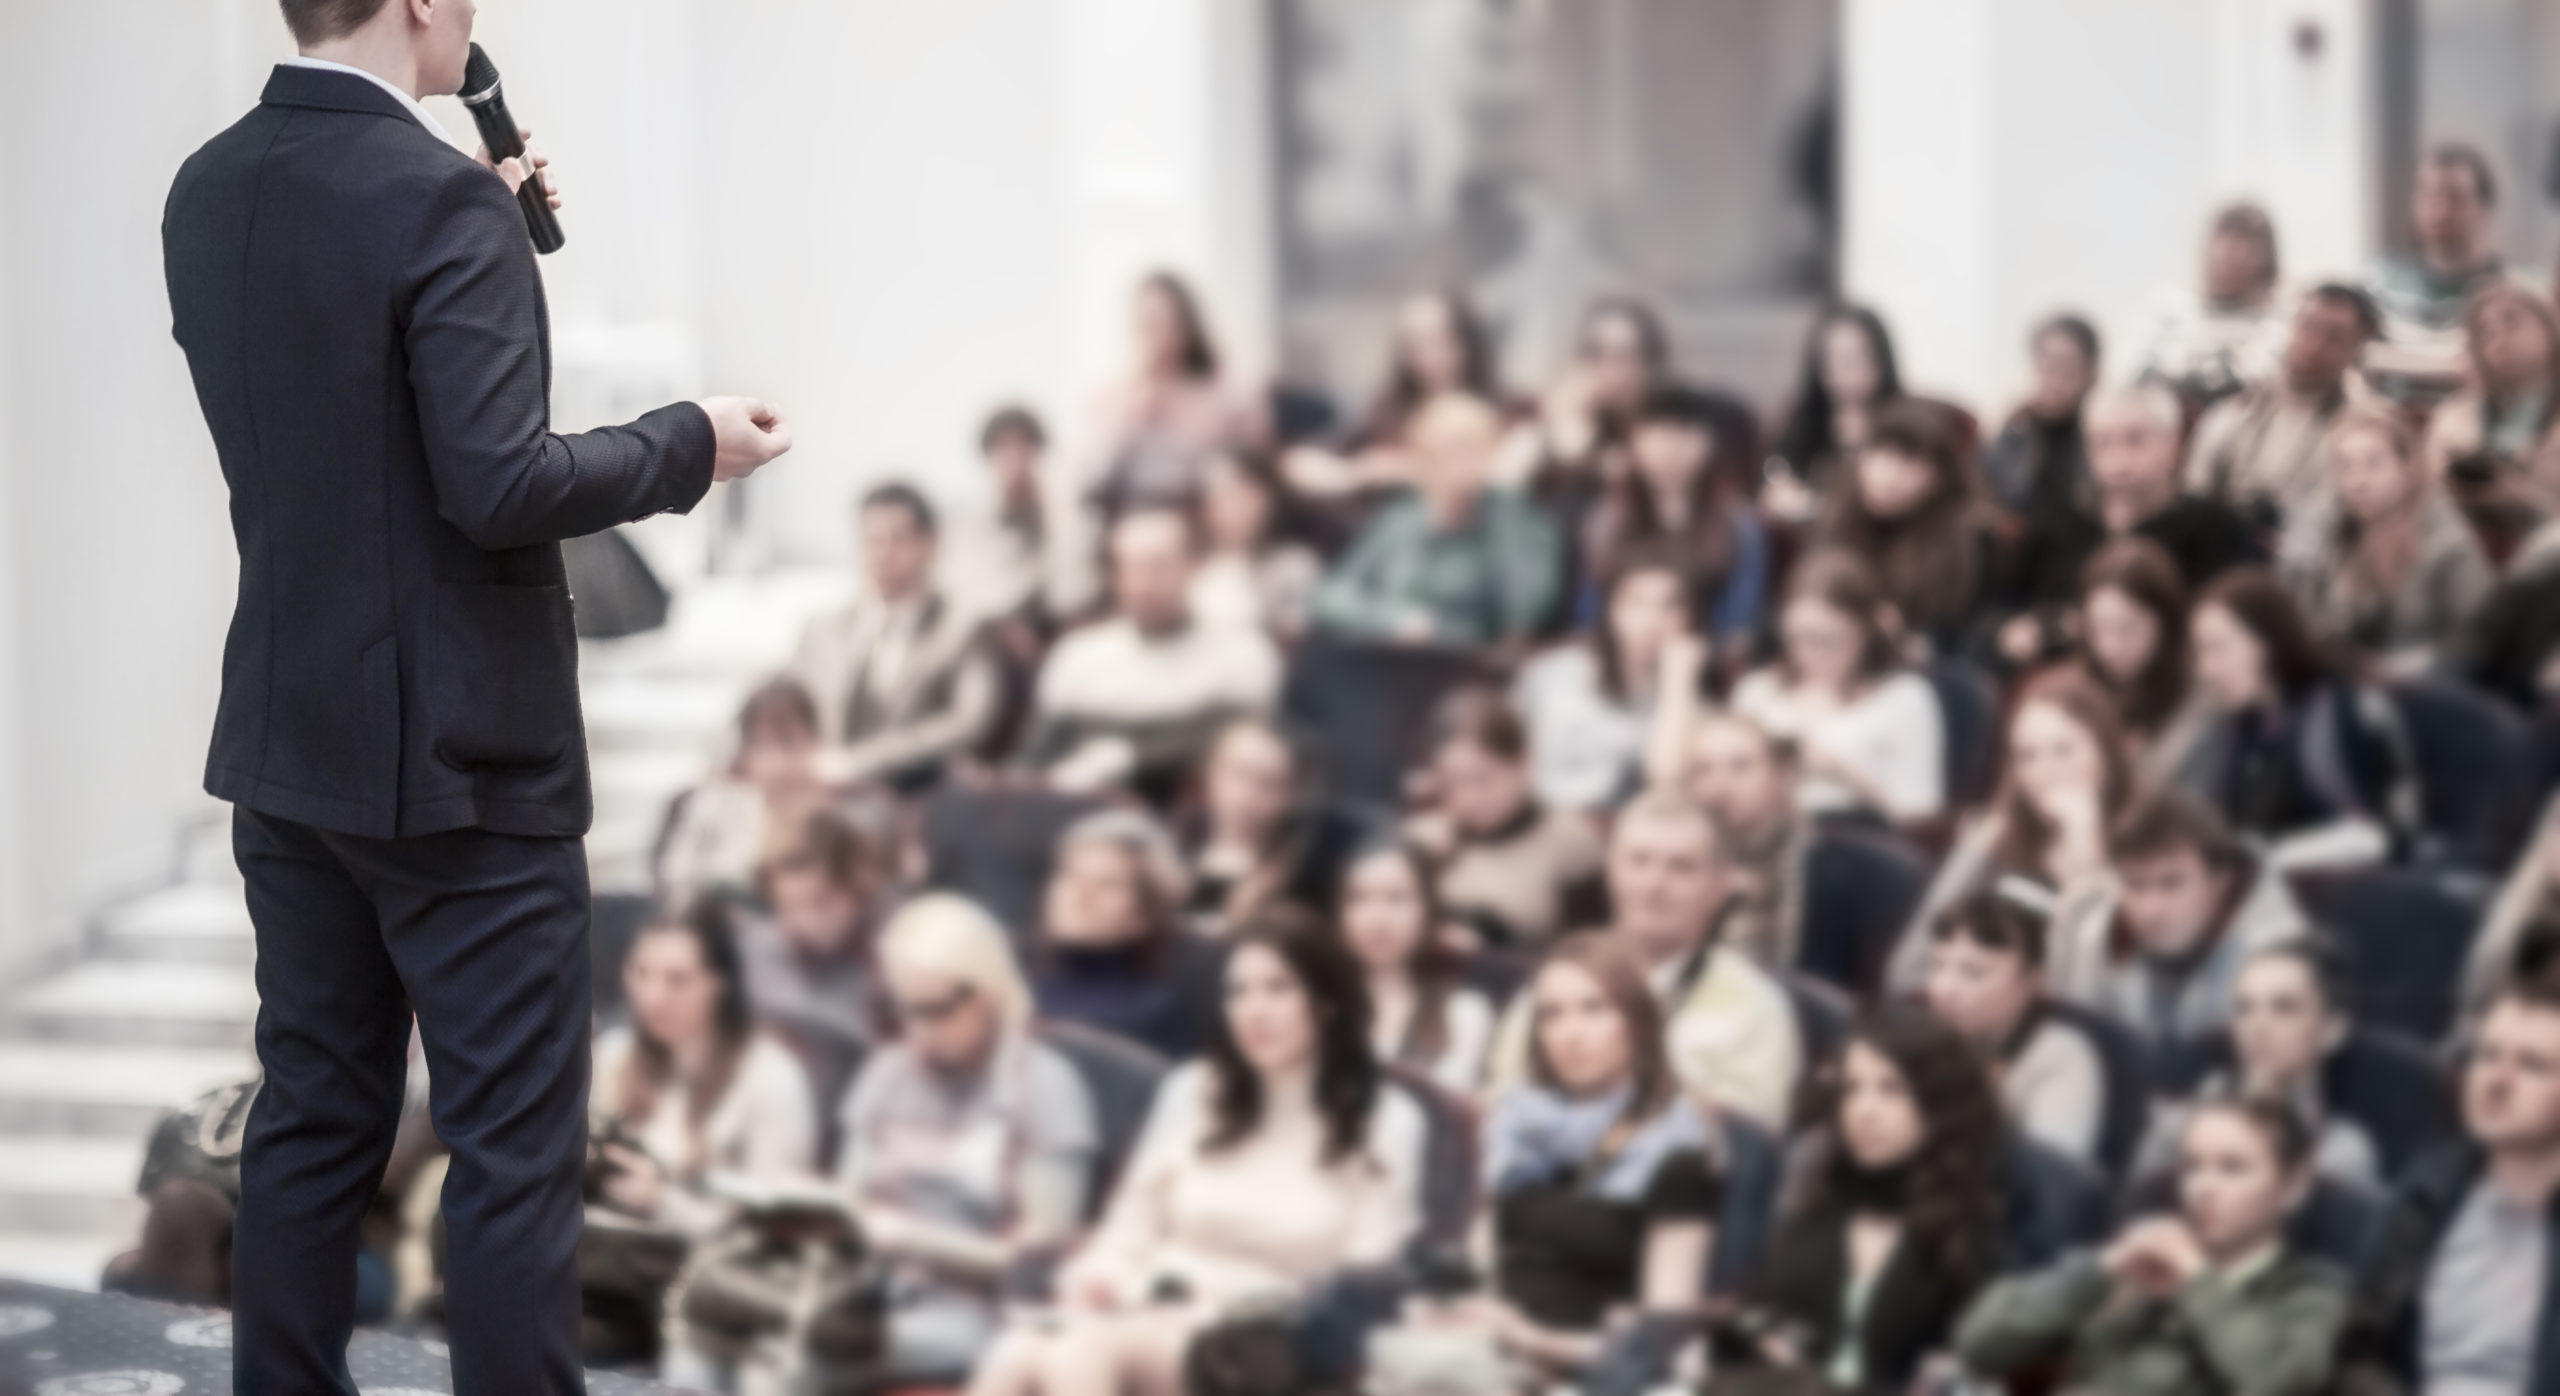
279, 56, 447, 139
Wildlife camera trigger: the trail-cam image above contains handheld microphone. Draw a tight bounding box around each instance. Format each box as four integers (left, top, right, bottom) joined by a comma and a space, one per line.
459, 44, 566, 255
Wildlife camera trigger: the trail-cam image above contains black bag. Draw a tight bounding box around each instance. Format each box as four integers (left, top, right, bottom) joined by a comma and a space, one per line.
672, 1223, 886, 1368
1183, 1301, 1325, 1396
137, 1077, 261, 1203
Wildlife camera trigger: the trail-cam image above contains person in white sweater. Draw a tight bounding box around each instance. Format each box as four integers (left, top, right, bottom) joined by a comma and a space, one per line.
969, 912, 1426, 1396
589, 908, 819, 1240
1729, 548, 1947, 825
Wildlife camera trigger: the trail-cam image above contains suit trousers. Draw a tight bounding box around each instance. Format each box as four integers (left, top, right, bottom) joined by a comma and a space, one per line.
229, 806, 591, 1396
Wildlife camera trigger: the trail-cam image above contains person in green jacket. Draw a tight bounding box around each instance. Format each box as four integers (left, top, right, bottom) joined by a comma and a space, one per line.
1955, 1094, 2349, 1396
1309, 391, 1562, 650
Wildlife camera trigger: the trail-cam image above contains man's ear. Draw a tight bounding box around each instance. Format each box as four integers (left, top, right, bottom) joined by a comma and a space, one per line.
407, 0, 436, 28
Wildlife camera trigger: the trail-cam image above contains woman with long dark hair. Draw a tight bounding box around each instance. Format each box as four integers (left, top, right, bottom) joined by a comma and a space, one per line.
1729, 1004, 2007, 1394
969, 911, 1425, 1396
1513, 545, 1705, 812
2174, 567, 2418, 867
1301, 288, 1509, 491
1191, 449, 1322, 640
590, 905, 818, 1238
1520, 298, 1676, 534
1767, 303, 1907, 520
1730, 549, 1948, 825
1087, 270, 1267, 519
2067, 538, 2209, 774
1813, 397, 2002, 651
1335, 839, 1494, 1091
1580, 383, 1771, 661
1180, 717, 1346, 935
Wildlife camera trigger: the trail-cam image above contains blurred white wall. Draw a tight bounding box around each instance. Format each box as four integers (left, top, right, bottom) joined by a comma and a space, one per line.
1845, 0, 2381, 413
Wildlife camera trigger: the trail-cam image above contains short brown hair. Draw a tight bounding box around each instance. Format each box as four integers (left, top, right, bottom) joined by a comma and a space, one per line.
279, 0, 395, 45
2107, 787, 2247, 872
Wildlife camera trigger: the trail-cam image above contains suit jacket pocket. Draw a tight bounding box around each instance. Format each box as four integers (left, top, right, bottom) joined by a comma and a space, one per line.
430, 581, 580, 771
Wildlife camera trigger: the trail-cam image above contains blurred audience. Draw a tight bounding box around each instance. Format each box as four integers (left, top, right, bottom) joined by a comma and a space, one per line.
969, 913, 1424, 1396
1404, 688, 1606, 950
1514, 544, 1701, 813
963, 405, 1097, 634
655, 678, 828, 910
1957, 1096, 2348, 1396
1085, 270, 1266, 519
838, 896, 1099, 1375
2066, 538, 2214, 775
1311, 391, 1563, 650
1333, 838, 1495, 1093
2431, 277, 2560, 560
1190, 450, 1322, 640
1179, 717, 1347, 934
1731, 549, 1948, 826
1983, 312, 2100, 517
2138, 201, 2290, 411
1815, 397, 2000, 652
2185, 283, 2378, 542
1029, 809, 1222, 1059
1294, 288, 1507, 497
785, 484, 1002, 790
1767, 303, 1906, 521
740, 808, 893, 1135
1921, 891, 2110, 1165
2288, 405, 2494, 676
2365, 143, 2512, 408
1580, 384, 1771, 663
1025, 508, 1281, 794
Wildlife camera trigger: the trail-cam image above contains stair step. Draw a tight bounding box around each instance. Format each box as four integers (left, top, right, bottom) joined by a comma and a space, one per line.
95, 883, 252, 964
0, 1138, 145, 1234
0, 1044, 252, 1136
0, 963, 256, 1049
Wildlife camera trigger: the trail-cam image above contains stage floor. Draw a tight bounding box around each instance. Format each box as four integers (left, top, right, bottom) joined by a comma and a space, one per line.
0, 1280, 685, 1395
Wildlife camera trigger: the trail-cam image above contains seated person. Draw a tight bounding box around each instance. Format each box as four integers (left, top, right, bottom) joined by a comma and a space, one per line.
1335, 838, 1497, 1093
2175, 567, 2419, 868
1812, 397, 2003, 654
1416, 936, 1718, 1383
1029, 809, 1222, 1059
1957, 1096, 2350, 1396
2065, 539, 2215, 778
2136, 201, 2288, 411
1403, 687, 1605, 950
2362, 143, 2512, 410
1578, 384, 1771, 670
1024, 507, 1280, 795
784, 483, 1003, 789
1725, 1005, 2008, 1395
654, 677, 827, 911
837, 895, 1099, 1376
1178, 717, 1347, 935
1730, 548, 1948, 826
1309, 390, 1563, 650
2341, 973, 2560, 1396
1922, 892, 2109, 1167
1515, 545, 1706, 813
737, 807, 892, 1136
2184, 282, 2378, 539
2429, 279, 2560, 562
1665, 710, 1928, 991
953, 404, 1097, 636
1981, 314, 2099, 519
968, 913, 1426, 1396
2139, 942, 2381, 1191
1190, 449, 1322, 640
1486, 790, 1802, 1131
1998, 381, 2265, 669
2053, 788, 2307, 1060
2287, 406, 2494, 677
1887, 670, 2137, 994
591, 908, 820, 1239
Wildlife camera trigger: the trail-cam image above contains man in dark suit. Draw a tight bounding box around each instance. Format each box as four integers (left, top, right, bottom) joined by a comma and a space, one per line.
161, 1, 791, 1391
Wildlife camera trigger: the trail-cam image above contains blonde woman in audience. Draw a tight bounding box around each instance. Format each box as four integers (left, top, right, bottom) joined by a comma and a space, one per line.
968, 912, 1425, 1396
837, 895, 1101, 1376
2289, 406, 2494, 676
1334, 839, 1495, 1093
653, 678, 828, 911
1887, 670, 2134, 993
591, 907, 819, 1239
1404, 687, 1606, 950
1730, 548, 1948, 826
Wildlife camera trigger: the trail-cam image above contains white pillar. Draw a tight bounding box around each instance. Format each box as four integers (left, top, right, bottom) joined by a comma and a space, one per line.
1843, 0, 2378, 413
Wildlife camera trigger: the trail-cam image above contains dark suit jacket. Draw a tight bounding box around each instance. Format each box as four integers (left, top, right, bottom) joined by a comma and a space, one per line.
163, 65, 715, 840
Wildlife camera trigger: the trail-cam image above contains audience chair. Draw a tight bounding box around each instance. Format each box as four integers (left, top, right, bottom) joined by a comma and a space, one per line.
2039, 998, 2155, 1182
1382, 1063, 1480, 1250
1922, 656, 2003, 811
2287, 865, 2495, 1045
1797, 823, 1934, 995
2001, 1135, 2114, 1273
1033, 1019, 1170, 1222
1706, 1107, 1784, 1297
1279, 637, 1494, 815
917, 785, 1114, 940
2175, 1026, 2459, 1184
2391, 676, 2534, 871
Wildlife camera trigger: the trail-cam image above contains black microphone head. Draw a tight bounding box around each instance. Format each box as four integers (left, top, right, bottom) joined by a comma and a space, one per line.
462, 44, 501, 104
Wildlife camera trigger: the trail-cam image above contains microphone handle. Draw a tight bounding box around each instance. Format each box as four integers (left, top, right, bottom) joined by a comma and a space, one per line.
467, 98, 567, 255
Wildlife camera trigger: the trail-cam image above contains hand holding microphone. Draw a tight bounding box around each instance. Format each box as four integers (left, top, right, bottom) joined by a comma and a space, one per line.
461, 44, 567, 254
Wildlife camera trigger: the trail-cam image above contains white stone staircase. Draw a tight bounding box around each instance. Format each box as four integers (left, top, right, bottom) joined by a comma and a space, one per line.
0, 566, 844, 1290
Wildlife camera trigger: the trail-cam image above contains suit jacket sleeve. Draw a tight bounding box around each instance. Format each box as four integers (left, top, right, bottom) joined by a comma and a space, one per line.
402, 167, 715, 551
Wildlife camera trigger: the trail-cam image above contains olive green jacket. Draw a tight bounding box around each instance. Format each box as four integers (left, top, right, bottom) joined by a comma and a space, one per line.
1954, 1247, 2349, 1396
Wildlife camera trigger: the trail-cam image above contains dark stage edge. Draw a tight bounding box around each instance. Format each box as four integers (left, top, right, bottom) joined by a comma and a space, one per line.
0, 1281, 690, 1395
